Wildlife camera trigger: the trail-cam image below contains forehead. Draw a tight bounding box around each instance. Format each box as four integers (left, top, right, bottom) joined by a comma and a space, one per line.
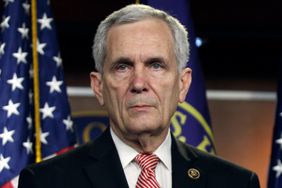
105, 19, 175, 62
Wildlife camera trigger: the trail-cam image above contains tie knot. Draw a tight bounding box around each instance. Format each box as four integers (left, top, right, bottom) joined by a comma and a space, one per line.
135, 153, 159, 170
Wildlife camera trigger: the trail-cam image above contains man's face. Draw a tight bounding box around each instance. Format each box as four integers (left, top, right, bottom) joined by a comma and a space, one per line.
91, 19, 191, 142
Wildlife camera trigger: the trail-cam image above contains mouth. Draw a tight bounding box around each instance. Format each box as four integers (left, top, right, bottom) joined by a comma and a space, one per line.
128, 104, 153, 112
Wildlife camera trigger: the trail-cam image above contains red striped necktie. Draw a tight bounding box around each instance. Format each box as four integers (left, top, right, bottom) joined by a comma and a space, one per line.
135, 153, 160, 188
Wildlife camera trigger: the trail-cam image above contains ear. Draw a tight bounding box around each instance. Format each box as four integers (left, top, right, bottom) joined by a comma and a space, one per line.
178, 67, 192, 103
90, 71, 104, 106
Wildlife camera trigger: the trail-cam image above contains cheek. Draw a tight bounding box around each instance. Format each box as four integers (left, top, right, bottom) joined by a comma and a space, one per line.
103, 80, 128, 110
163, 76, 179, 97
154, 77, 180, 110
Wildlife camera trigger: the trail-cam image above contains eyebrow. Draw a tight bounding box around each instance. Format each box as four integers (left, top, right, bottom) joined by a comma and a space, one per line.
109, 57, 133, 69
144, 57, 166, 65
110, 56, 167, 68
112, 57, 133, 65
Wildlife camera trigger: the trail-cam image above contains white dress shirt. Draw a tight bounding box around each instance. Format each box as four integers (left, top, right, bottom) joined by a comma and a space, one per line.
110, 128, 172, 188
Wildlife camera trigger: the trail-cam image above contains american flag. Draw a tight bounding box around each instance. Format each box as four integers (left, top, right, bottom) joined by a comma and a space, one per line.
0, 0, 76, 187
268, 63, 282, 187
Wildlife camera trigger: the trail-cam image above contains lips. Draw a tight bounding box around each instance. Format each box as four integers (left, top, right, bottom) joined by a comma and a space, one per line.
128, 105, 153, 113
130, 104, 152, 108
126, 96, 158, 109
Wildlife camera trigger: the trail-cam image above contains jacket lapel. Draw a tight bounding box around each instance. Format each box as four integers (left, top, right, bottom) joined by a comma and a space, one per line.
172, 136, 207, 188
83, 129, 129, 188
82, 129, 207, 188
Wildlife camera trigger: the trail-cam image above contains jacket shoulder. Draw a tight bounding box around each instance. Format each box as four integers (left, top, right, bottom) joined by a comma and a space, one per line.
19, 140, 104, 188
176, 141, 260, 187
29, 141, 95, 170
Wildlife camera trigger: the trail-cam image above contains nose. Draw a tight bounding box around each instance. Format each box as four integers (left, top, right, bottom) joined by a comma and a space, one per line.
130, 66, 148, 94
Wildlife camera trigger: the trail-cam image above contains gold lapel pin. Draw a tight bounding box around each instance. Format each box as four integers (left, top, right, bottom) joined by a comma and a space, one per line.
187, 168, 200, 179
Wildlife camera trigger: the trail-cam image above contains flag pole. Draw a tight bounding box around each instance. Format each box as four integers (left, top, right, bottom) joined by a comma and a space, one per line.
31, 0, 42, 163
135, 0, 140, 4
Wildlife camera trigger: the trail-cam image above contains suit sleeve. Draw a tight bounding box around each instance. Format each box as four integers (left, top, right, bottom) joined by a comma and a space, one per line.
248, 172, 260, 188
18, 168, 40, 188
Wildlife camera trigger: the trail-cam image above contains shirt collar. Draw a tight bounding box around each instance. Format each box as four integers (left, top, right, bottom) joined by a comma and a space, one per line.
110, 128, 171, 171
110, 128, 139, 168
153, 130, 171, 170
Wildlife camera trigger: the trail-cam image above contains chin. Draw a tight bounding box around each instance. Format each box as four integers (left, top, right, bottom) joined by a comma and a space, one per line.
125, 123, 164, 136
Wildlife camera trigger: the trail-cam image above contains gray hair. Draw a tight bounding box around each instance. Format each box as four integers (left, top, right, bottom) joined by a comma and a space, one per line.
92, 4, 189, 73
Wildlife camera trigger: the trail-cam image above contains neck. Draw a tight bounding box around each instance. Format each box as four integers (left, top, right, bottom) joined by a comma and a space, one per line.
111, 126, 169, 153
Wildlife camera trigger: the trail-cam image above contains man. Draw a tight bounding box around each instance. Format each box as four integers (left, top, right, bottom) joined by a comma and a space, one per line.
18, 4, 260, 188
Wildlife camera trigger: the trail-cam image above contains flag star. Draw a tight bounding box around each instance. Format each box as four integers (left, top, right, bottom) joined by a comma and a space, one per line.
7, 73, 24, 91
28, 91, 33, 104
3, 0, 14, 7
0, 127, 15, 145
23, 138, 33, 154
18, 23, 29, 39
0, 154, 11, 173
280, 112, 282, 117
276, 138, 282, 147
0, 42, 6, 57
63, 116, 74, 131
1, 16, 10, 31
13, 47, 28, 64
2, 99, 20, 118
40, 102, 56, 119
40, 130, 49, 144
276, 134, 282, 150
53, 53, 62, 67
46, 76, 63, 93
22, 2, 30, 15
29, 66, 34, 78
37, 13, 53, 30
37, 39, 46, 55
26, 116, 32, 129
273, 160, 282, 178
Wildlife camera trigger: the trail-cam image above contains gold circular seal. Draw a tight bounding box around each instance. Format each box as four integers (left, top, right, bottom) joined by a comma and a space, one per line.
187, 168, 200, 179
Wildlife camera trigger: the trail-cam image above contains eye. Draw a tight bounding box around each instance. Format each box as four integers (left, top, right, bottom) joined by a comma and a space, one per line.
113, 62, 133, 73
111, 58, 133, 73
146, 57, 166, 71
150, 62, 164, 70
116, 63, 128, 71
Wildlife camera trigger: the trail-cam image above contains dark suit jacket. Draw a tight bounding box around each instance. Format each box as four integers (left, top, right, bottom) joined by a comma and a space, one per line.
18, 129, 260, 188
